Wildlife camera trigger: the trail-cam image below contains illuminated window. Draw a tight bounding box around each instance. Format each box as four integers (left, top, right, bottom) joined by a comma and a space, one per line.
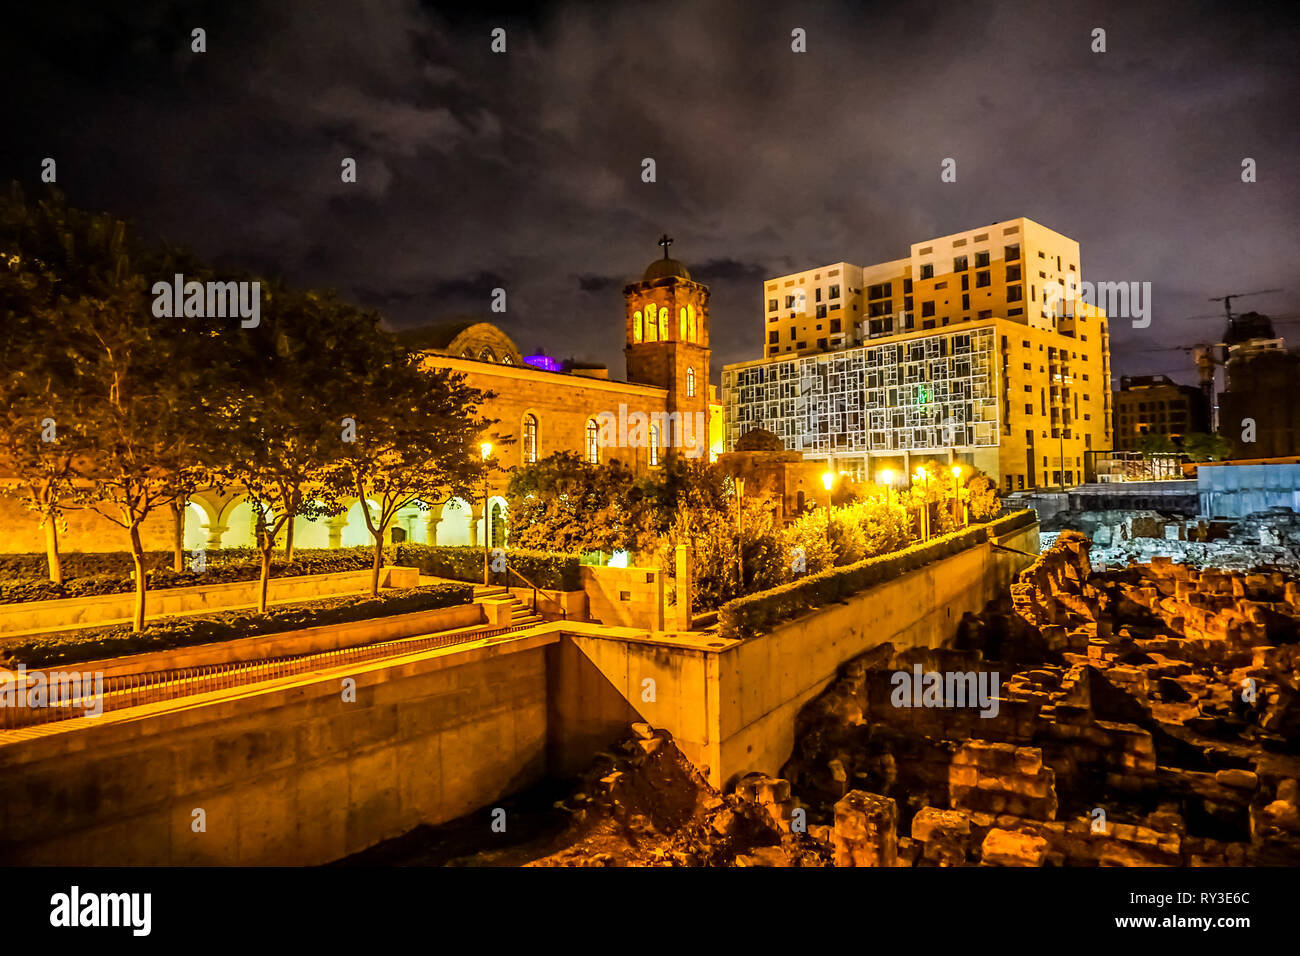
687, 366, 696, 397
680, 307, 688, 340
479, 348, 495, 362
523, 414, 538, 463
633, 311, 643, 343
646, 303, 658, 342
501, 354, 513, 365
688, 304, 697, 341
658, 307, 668, 341
649, 424, 660, 465
585, 419, 599, 464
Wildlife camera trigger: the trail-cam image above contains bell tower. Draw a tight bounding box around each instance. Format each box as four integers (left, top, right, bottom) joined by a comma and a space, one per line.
623, 235, 712, 453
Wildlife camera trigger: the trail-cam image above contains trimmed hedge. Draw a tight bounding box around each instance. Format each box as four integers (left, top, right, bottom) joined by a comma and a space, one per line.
395, 543, 582, 592
0, 551, 174, 579
0, 547, 380, 605
1, 581, 475, 668
717, 510, 1036, 640
987, 508, 1037, 538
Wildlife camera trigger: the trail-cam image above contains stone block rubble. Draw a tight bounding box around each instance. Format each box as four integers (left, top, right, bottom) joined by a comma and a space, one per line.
1045, 507, 1300, 573
786, 529, 1300, 866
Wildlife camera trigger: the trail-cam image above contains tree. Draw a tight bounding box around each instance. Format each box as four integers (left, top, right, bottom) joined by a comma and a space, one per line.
0, 186, 99, 582
1138, 433, 1177, 456
963, 472, 1001, 521
0, 187, 211, 608
507, 451, 653, 555
1182, 432, 1232, 462
218, 288, 362, 611
326, 333, 490, 596
145, 244, 234, 573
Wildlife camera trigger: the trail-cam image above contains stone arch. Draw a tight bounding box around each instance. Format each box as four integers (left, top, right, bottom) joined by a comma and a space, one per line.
182, 502, 208, 552
341, 499, 381, 548
222, 498, 267, 549
438, 497, 474, 547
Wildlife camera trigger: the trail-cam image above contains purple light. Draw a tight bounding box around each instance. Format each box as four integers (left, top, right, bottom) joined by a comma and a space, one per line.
524, 354, 562, 372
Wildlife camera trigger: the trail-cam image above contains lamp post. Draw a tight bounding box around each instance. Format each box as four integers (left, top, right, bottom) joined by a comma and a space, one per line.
950, 464, 964, 527
913, 466, 930, 541
877, 468, 895, 505
735, 476, 745, 590
821, 470, 835, 560
480, 441, 492, 585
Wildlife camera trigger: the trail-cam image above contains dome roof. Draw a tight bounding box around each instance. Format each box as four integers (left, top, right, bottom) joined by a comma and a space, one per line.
643, 257, 692, 282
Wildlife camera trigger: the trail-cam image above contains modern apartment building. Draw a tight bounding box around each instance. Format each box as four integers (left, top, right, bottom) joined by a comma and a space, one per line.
727, 217, 1113, 490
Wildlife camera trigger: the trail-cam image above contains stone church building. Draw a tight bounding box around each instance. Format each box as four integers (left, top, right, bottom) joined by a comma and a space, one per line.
0, 240, 723, 557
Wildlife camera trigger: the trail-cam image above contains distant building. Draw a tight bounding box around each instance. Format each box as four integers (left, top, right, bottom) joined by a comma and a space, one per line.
1112, 375, 1209, 451
1218, 313, 1300, 458
726, 217, 1113, 491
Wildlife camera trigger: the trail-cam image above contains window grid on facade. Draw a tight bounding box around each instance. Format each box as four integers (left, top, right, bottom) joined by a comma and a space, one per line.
724, 327, 998, 455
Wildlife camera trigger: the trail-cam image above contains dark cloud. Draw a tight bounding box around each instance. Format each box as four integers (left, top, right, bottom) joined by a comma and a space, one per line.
577, 273, 622, 293
2, 0, 1298, 386
692, 259, 769, 284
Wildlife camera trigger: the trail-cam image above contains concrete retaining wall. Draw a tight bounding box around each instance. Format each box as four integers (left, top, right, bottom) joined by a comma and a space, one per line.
0, 522, 1039, 864
581, 565, 664, 630
551, 521, 1040, 789
0, 633, 553, 865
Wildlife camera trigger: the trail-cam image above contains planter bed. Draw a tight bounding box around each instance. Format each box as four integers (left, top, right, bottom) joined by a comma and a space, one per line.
0, 582, 474, 668
0, 546, 381, 604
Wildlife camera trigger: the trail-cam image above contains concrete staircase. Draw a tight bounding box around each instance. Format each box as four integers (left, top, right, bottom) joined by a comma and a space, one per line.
473, 584, 544, 628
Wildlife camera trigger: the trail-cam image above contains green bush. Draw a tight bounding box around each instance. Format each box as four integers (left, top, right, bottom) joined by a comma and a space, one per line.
0, 547, 379, 605
395, 543, 582, 591
0, 551, 174, 579
1, 582, 475, 668
718, 523, 993, 640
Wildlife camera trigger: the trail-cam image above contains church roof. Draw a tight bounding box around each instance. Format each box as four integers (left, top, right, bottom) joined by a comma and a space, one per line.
643, 257, 692, 282
393, 319, 478, 350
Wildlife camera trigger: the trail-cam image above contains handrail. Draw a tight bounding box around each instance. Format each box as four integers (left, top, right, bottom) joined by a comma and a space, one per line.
503, 565, 567, 620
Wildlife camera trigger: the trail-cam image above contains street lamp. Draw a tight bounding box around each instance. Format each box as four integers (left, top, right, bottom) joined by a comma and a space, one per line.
735, 477, 746, 590
913, 466, 930, 541
480, 441, 492, 585
950, 464, 964, 527
877, 469, 895, 504
821, 470, 835, 560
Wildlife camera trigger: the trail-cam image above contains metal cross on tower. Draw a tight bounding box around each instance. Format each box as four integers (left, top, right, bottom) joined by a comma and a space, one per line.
658, 233, 673, 259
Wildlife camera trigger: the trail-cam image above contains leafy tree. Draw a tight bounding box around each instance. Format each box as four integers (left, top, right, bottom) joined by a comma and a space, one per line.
0, 185, 99, 582
963, 472, 1001, 521
1181, 432, 1232, 462
507, 451, 655, 555
325, 333, 491, 596
218, 288, 367, 611
1138, 434, 1177, 456
146, 244, 233, 572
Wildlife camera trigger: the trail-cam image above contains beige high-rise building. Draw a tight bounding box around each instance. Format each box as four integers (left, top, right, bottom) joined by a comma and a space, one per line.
728, 217, 1113, 490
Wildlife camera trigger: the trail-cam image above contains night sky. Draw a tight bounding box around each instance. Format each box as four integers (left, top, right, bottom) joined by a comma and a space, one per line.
2, 0, 1297, 387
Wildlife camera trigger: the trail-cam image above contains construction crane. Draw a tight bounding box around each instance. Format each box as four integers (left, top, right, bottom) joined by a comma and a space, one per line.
1209, 288, 1282, 336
